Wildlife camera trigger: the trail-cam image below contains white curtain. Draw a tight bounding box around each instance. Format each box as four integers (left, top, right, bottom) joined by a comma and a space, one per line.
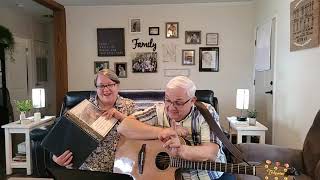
255, 21, 272, 71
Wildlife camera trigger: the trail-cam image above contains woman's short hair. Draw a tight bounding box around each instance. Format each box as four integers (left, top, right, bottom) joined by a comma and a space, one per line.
94, 69, 120, 86
166, 76, 196, 98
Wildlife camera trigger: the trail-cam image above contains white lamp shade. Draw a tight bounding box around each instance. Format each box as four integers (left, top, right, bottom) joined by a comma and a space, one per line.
32, 88, 45, 108
236, 89, 249, 110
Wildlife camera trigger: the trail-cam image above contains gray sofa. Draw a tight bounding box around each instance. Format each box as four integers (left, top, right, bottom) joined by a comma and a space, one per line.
234, 109, 320, 180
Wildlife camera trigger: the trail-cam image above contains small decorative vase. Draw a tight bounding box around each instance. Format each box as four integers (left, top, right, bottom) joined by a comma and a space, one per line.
20, 111, 26, 120
248, 118, 256, 126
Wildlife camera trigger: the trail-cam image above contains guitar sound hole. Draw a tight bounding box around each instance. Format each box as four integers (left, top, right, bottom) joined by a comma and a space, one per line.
155, 152, 170, 170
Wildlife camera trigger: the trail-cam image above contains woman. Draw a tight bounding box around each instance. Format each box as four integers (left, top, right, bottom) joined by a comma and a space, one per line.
52, 69, 135, 172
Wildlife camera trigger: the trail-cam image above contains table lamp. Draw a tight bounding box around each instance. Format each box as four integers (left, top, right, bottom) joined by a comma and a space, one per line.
236, 89, 249, 121
32, 88, 45, 121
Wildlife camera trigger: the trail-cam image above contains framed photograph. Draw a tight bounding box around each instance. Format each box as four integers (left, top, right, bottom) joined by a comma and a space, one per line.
206, 33, 219, 45
114, 62, 127, 78
165, 22, 179, 38
199, 47, 219, 72
185, 31, 201, 44
97, 28, 125, 56
129, 18, 141, 33
132, 52, 157, 73
182, 49, 195, 65
94, 61, 109, 74
149, 27, 159, 35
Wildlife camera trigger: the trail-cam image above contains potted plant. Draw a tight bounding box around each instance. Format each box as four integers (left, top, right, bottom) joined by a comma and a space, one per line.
0, 25, 15, 61
15, 100, 33, 122
247, 109, 257, 126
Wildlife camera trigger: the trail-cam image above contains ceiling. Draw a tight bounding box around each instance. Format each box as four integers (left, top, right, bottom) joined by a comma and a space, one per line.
0, 0, 252, 22
55, 0, 253, 6
0, 0, 52, 23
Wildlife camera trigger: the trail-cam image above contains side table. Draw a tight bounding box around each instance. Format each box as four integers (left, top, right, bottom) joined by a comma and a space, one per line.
1, 116, 55, 175
227, 116, 268, 144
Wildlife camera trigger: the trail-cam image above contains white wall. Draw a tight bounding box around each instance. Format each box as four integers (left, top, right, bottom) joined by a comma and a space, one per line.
0, 7, 56, 116
65, 2, 255, 127
254, 0, 320, 149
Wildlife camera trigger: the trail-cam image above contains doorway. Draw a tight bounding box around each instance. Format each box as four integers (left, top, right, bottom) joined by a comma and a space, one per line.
254, 17, 277, 144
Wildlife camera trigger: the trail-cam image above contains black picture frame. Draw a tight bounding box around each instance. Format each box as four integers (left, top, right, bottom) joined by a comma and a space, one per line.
132, 52, 157, 73
114, 62, 127, 78
199, 47, 219, 72
149, 27, 159, 35
97, 28, 125, 57
185, 31, 201, 44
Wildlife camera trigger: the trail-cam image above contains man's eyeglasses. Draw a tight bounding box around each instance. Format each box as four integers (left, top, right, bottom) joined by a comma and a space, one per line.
164, 98, 191, 108
96, 83, 117, 90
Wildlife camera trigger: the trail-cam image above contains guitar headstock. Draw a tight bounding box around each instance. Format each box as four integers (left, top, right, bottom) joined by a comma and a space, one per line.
255, 160, 293, 180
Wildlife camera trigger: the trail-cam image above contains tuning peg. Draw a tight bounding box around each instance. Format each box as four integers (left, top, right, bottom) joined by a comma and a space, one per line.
275, 161, 280, 167
274, 177, 278, 180
266, 160, 271, 165
264, 176, 269, 179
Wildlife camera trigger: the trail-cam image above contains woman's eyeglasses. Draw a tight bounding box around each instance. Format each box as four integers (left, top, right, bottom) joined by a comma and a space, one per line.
96, 83, 117, 90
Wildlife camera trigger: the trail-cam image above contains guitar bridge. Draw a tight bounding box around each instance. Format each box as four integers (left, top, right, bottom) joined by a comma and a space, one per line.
138, 144, 146, 174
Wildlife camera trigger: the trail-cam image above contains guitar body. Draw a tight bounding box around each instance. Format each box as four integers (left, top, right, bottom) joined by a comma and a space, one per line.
114, 136, 178, 180
114, 136, 293, 180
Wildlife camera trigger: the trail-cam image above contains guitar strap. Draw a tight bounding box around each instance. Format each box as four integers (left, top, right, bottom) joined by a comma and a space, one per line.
194, 101, 249, 164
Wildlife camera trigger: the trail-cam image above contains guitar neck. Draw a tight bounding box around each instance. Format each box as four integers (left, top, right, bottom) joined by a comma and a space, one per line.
170, 158, 255, 176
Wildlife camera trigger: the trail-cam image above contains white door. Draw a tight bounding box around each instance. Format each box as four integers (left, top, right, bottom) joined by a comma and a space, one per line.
254, 18, 276, 144
5, 37, 31, 120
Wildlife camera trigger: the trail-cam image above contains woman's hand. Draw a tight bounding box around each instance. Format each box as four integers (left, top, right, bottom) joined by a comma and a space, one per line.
52, 150, 73, 167
102, 108, 126, 121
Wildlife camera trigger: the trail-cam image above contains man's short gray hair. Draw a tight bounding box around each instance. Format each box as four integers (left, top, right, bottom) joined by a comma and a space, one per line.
166, 76, 197, 98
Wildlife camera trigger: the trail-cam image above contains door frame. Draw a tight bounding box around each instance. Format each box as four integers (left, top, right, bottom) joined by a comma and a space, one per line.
253, 15, 278, 144
33, 0, 68, 114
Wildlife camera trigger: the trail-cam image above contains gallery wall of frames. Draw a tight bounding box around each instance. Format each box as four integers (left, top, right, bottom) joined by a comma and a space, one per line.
66, 3, 254, 93
95, 20, 220, 77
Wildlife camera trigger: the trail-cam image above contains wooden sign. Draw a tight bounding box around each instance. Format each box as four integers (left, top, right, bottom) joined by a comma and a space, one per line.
97, 28, 125, 56
290, 0, 319, 51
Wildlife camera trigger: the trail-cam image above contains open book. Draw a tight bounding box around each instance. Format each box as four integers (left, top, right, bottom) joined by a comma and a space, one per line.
66, 99, 118, 141
41, 99, 118, 168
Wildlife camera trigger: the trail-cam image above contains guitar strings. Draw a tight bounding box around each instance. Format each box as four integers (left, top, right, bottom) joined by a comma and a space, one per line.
154, 155, 254, 173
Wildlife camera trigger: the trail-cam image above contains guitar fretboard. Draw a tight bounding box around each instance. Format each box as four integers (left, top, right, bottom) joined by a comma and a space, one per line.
170, 157, 255, 175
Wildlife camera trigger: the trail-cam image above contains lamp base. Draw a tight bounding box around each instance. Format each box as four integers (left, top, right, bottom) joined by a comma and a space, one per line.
237, 116, 247, 121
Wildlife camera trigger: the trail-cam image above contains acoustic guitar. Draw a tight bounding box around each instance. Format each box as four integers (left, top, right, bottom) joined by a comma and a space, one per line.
114, 137, 292, 180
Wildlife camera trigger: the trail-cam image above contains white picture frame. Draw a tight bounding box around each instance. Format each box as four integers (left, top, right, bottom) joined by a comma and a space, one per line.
129, 18, 142, 33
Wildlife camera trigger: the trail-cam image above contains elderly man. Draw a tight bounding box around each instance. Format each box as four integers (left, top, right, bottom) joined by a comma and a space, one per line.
118, 76, 230, 180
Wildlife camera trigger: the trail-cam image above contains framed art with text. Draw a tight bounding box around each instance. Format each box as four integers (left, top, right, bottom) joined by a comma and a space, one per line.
199, 47, 219, 72
97, 28, 125, 56
290, 0, 319, 51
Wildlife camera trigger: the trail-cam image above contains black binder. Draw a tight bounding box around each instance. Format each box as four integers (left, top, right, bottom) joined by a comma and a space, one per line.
41, 99, 117, 168
41, 115, 99, 168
